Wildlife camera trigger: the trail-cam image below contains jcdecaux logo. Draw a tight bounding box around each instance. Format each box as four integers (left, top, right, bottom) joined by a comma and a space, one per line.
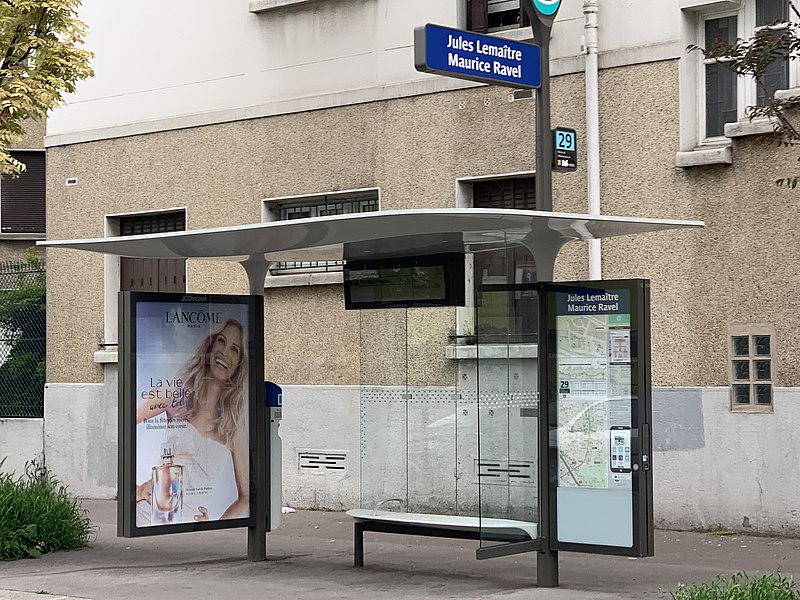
529, 0, 561, 16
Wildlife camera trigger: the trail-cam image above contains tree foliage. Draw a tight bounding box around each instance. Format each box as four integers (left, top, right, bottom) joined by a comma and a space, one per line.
0, 0, 93, 176
689, 18, 800, 188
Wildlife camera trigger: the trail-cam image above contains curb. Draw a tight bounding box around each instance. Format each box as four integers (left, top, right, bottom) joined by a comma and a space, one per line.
0, 591, 88, 600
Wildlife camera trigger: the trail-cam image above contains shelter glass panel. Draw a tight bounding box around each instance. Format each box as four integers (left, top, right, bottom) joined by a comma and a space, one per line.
475, 241, 540, 551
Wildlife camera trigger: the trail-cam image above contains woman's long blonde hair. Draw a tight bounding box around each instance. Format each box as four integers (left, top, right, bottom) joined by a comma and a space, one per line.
178, 318, 247, 448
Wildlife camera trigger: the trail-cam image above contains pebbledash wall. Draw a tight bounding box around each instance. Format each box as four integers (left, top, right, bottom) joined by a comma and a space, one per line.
29, 0, 800, 536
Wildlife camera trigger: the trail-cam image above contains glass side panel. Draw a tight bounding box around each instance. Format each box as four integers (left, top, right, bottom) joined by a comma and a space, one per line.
476, 282, 539, 549
406, 306, 460, 515
359, 308, 409, 511
358, 304, 467, 518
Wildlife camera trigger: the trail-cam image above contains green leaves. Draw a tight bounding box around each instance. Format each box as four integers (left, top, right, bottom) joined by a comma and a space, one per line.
688, 21, 800, 187
669, 572, 800, 599
0, 0, 93, 176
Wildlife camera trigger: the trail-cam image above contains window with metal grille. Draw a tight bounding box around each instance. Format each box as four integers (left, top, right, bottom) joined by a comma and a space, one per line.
473, 177, 536, 211
269, 192, 379, 275
119, 211, 186, 292
729, 324, 775, 412
1, 150, 45, 234
468, 0, 529, 33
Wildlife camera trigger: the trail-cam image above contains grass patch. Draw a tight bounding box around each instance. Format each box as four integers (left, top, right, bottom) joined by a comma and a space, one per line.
669, 572, 800, 599
707, 524, 735, 536
0, 459, 94, 560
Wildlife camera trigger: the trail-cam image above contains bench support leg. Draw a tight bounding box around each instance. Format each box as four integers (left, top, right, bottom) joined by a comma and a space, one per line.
354, 522, 365, 567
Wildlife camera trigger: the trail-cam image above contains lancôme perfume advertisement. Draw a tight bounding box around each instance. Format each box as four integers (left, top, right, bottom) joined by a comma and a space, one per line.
120, 292, 259, 537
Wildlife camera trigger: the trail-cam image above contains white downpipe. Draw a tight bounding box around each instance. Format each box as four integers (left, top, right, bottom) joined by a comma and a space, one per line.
584, 0, 602, 280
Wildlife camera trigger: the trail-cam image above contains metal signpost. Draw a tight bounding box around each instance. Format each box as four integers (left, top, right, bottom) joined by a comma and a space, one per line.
522, 0, 562, 212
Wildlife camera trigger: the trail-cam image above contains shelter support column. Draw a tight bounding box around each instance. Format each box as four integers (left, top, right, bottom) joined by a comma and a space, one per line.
521, 236, 564, 587
240, 255, 270, 561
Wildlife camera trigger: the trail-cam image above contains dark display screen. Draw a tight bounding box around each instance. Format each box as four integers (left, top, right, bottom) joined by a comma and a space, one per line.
344, 253, 465, 309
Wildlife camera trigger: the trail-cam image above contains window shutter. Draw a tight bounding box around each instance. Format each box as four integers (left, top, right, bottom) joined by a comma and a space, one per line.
473, 177, 536, 210
119, 211, 186, 292
467, 0, 489, 33
1, 151, 45, 234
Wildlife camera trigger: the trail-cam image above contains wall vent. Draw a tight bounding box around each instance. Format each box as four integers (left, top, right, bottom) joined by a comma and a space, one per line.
509, 89, 534, 102
298, 450, 347, 471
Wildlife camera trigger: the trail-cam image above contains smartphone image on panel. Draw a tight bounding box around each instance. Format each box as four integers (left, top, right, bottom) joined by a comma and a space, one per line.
610, 426, 632, 473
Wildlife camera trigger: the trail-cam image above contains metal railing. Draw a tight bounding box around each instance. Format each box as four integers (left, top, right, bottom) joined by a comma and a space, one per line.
0, 257, 45, 418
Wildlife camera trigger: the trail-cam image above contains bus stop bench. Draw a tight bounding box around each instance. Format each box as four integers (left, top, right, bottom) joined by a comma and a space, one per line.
345, 508, 539, 566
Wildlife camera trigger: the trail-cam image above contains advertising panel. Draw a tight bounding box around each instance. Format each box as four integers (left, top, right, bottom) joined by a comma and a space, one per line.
544, 279, 653, 557
119, 292, 260, 537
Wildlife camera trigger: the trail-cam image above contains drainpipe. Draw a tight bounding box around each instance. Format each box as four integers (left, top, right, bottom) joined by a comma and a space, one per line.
584, 0, 602, 280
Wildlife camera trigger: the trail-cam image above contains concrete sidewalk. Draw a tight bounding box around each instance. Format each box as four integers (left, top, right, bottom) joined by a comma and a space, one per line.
2, 501, 800, 600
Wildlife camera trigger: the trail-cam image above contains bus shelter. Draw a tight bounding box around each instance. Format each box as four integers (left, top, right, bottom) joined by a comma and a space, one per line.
41, 208, 702, 587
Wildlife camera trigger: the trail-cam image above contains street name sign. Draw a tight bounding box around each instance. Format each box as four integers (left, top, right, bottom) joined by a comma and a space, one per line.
414, 23, 541, 89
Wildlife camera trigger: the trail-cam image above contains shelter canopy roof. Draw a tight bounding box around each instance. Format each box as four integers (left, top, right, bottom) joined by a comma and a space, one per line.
39, 209, 703, 262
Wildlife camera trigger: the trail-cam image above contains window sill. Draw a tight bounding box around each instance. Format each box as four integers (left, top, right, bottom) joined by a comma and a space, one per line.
492, 27, 533, 43
249, 0, 319, 12
675, 144, 732, 168
94, 350, 118, 364
0, 233, 45, 241
774, 87, 800, 101
265, 272, 343, 288
730, 404, 773, 414
724, 118, 777, 138
679, 0, 741, 11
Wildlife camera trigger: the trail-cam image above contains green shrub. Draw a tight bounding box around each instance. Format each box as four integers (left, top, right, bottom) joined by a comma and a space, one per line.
670, 572, 800, 600
0, 459, 94, 560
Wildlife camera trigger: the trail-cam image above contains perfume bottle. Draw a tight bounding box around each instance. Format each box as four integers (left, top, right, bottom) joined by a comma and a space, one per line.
151, 444, 183, 525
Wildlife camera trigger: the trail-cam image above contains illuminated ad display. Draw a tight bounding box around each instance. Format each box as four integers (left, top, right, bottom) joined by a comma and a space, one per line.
544, 279, 653, 557
119, 292, 261, 537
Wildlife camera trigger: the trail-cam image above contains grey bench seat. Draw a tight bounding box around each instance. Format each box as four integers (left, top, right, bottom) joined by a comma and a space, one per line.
346, 508, 539, 566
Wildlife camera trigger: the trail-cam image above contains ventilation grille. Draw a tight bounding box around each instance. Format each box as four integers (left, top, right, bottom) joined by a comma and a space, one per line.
298, 451, 347, 471
510, 89, 534, 102
476, 460, 535, 486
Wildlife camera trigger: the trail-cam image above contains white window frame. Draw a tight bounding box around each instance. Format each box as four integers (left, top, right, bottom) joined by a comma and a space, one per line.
693, 0, 800, 146
699, 10, 743, 143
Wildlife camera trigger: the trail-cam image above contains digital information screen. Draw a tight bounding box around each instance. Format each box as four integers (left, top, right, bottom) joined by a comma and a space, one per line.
344, 253, 465, 310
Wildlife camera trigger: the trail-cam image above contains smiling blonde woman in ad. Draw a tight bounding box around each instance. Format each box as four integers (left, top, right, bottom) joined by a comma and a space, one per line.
133, 308, 251, 527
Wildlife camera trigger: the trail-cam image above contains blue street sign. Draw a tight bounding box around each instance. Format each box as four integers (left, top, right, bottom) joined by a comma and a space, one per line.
414, 24, 541, 90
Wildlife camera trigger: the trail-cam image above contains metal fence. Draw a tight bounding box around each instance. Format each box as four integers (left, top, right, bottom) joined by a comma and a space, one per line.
0, 257, 45, 418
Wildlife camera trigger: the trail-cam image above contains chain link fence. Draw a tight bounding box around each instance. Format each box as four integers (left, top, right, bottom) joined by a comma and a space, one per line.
0, 256, 45, 418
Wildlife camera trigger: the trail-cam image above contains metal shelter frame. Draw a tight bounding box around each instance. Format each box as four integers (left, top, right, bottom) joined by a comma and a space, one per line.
40, 207, 703, 581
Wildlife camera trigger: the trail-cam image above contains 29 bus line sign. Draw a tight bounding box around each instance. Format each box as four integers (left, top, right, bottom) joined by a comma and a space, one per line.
414, 24, 541, 89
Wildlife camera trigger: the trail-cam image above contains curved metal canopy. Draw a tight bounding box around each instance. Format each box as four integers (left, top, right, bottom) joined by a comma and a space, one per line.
39, 208, 703, 262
